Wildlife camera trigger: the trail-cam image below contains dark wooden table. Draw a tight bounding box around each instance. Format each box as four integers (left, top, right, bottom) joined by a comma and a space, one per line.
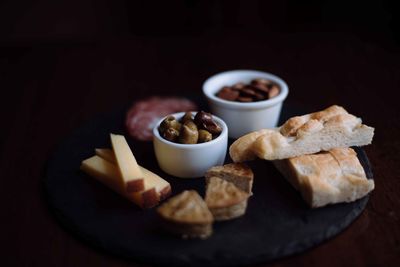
1, 31, 400, 266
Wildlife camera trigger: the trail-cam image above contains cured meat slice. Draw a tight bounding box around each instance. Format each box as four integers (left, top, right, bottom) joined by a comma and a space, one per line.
126, 97, 198, 141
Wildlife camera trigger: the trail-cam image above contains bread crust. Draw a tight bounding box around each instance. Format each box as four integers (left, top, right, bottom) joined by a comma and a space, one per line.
157, 190, 213, 238
229, 129, 270, 162
230, 105, 374, 161
273, 148, 374, 208
205, 163, 254, 194
205, 177, 249, 221
208, 201, 248, 221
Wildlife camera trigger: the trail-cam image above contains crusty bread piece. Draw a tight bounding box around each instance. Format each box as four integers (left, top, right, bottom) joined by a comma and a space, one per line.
205, 176, 250, 221
205, 163, 254, 194
228, 129, 270, 162
230, 105, 374, 161
157, 190, 213, 239
273, 147, 375, 208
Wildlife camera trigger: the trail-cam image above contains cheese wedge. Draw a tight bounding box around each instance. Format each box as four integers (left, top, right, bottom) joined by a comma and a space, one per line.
95, 148, 171, 200
95, 148, 117, 163
80, 156, 159, 208
110, 133, 144, 193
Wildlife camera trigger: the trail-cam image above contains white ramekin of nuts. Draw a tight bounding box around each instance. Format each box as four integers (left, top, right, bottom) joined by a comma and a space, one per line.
203, 70, 289, 138
153, 111, 228, 178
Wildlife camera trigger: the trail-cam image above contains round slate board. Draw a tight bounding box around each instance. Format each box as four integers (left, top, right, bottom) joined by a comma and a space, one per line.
44, 104, 373, 267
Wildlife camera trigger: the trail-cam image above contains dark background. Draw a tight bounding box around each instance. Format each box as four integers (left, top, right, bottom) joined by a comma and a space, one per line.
1, 0, 399, 266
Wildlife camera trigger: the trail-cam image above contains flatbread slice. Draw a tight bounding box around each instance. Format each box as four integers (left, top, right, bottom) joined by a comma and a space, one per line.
230, 105, 374, 161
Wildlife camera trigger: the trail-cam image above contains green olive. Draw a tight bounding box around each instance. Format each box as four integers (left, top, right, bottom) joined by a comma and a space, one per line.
181, 112, 193, 124
198, 129, 212, 143
179, 121, 199, 144
159, 116, 181, 134
163, 127, 179, 142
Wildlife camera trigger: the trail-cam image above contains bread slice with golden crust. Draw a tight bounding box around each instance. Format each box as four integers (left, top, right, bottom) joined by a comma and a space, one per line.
205, 163, 254, 194
157, 190, 213, 239
230, 105, 374, 162
205, 177, 250, 221
273, 147, 374, 208
228, 129, 270, 162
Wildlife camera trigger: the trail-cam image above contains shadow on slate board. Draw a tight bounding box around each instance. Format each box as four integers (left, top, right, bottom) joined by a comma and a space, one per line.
44, 99, 373, 267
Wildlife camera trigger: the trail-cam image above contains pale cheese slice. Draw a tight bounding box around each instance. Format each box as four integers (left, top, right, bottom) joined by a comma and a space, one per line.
95, 148, 117, 163
110, 133, 144, 193
80, 156, 159, 208
95, 148, 171, 200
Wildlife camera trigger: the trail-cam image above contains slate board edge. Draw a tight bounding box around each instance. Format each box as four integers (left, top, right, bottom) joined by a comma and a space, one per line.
44, 177, 370, 267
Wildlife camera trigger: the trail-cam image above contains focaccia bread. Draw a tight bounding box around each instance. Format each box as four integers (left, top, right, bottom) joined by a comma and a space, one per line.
273, 147, 374, 208
205, 176, 250, 221
157, 190, 213, 239
230, 105, 374, 162
205, 163, 254, 194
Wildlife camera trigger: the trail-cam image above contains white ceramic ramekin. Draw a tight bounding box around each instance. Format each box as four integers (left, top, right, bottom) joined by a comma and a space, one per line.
203, 70, 289, 139
153, 112, 228, 178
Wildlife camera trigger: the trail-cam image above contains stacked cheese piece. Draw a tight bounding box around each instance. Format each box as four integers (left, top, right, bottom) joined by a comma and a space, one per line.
230, 105, 375, 208
81, 134, 171, 209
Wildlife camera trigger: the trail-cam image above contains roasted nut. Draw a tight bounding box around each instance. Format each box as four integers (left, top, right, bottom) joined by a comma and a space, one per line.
232, 83, 245, 90
163, 127, 179, 142
251, 78, 274, 95
179, 121, 199, 144
240, 86, 268, 101
216, 78, 280, 102
217, 87, 239, 101
254, 92, 265, 100
268, 85, 280, 98
250, 83, 269, 94
240, 87, 257, 97
181, 112, 193, 123
198, 129, 212, 143
159, 116, 182, 134
251, 78, 272, 86
237, 96, 253, 102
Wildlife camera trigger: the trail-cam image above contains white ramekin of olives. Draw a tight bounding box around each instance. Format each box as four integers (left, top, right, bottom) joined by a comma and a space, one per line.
158, 111, 222, 144
153, 111, 228, 178
203, 70, 289, 139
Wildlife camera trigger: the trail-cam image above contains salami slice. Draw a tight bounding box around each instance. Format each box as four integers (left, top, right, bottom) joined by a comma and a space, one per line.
126, 97, 198, 141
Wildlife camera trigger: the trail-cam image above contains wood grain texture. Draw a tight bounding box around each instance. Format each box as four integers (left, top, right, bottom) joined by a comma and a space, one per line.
1, 31, 399, 267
